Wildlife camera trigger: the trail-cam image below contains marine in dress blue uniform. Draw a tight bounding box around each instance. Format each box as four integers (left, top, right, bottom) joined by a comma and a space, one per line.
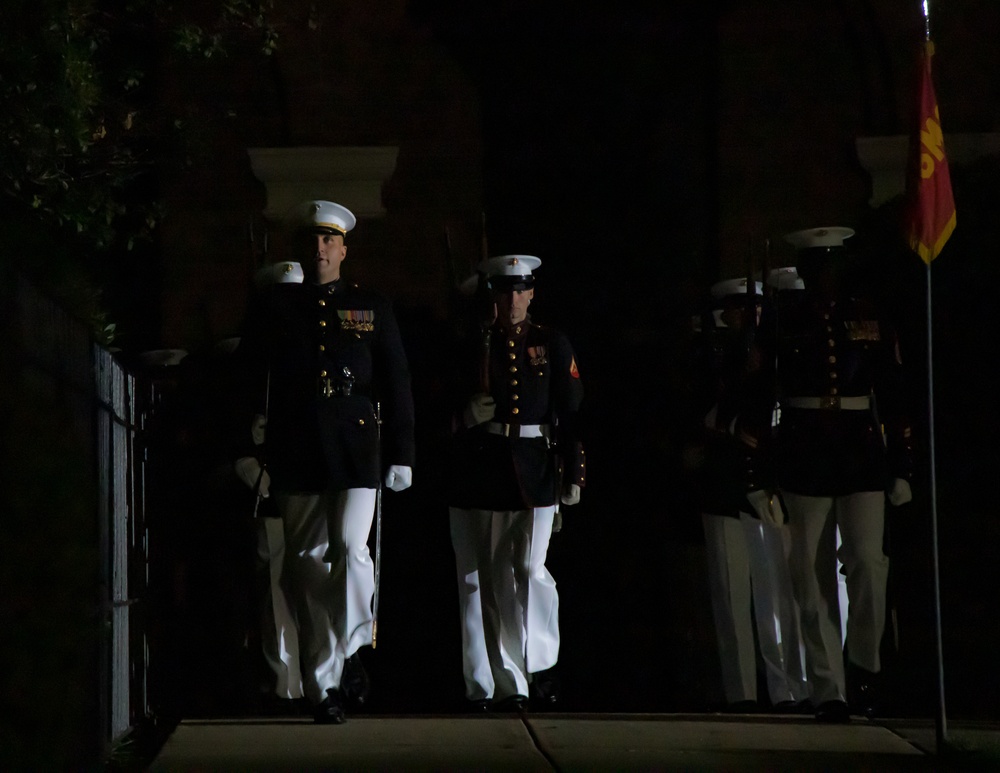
237, 201, 415, 724
234, 260, 305, 709
756, 227, 914, 722
448, 255, 585, 710
691, 273, 809, 713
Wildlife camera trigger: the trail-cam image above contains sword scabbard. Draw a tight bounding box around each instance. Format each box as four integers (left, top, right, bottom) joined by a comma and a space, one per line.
372, 401, 383, 649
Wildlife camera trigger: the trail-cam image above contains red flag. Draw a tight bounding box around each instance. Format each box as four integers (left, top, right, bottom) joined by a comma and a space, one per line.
907, 40, 956, 264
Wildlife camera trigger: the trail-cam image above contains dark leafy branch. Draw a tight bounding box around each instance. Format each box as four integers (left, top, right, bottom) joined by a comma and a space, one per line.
0, 0, 278, 343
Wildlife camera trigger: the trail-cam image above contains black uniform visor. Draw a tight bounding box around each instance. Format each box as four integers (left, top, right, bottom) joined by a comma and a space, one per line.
487, 275, 535, 293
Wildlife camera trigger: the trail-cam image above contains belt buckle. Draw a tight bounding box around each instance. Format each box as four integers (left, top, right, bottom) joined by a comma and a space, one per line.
821, 395, 841, 410
502, 423, 512, 437
321, 377, 334, 398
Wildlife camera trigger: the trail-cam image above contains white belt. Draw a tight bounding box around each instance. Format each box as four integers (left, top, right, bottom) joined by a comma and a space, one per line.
784, 396, 870, 411
484, 422, 552, 439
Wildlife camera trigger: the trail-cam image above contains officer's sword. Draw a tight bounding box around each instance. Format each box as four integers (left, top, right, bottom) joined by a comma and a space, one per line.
372, 400, 383, 649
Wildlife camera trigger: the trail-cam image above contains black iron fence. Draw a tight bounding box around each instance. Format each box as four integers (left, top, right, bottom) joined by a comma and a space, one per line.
1, 273, 151, 768
96, 345, 150, 746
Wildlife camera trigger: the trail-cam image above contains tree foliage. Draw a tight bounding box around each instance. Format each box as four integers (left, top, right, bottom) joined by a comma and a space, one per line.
0, 0, 277, 342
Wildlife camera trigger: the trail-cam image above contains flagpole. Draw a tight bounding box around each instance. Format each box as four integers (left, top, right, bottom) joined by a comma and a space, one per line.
926, 229, 948, 750
921, 0, 948, 751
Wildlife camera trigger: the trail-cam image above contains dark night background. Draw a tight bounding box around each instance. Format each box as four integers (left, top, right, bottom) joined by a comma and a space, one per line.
3, 0, 1000, 767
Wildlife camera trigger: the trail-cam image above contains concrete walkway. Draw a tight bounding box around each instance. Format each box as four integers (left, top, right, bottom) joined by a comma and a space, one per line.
148, 713, 1000, 772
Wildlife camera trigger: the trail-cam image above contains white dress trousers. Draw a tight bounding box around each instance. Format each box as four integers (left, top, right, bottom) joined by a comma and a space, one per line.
449, 506, 559, 701
782, 490, 888, 705
265, 488, 377, 704
257, 516, 303, 699
836, 526, 850, 646
702, 512, 810, 705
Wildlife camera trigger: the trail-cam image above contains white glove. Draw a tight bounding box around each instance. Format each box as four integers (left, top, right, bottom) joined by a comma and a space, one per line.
560, 483, 581, 506
251, 414, 267, 446
234, 456, 270, 498
385, 465, 413, 492
463, 393, 496, 427
746, 489, 784, 527
888, 478, 913, 507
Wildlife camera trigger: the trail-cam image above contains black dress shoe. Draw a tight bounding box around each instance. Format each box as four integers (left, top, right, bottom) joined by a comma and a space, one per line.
492, 694, 527, 713
467, 698, 491, 713
771, 699, 813, 715
814, 699, 850, 723
846, 662, 881, 718
529, 667, 560, 708
314, 688, 346, 724
724, 699, 759, 714
259, 693, 305, 717
341, 653, 370, 708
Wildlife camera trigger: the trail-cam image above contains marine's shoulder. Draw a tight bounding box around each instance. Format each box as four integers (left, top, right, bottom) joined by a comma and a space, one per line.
845, 294, 880, 317
253, 280, 309, 307
526, 320, 557, 337
337, 280, 391, 306
528, 321, 570, 344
